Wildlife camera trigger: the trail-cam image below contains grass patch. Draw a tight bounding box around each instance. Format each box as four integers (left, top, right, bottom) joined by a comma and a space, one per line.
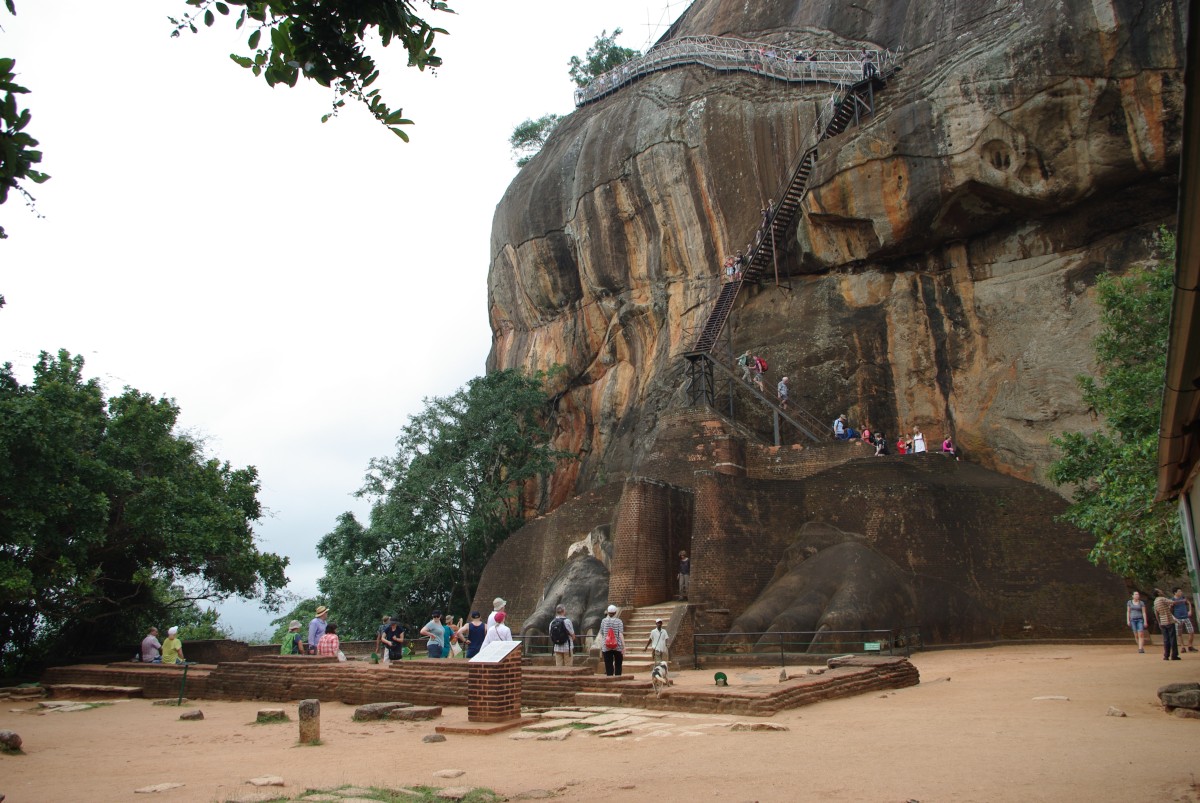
568, 721, 597, 729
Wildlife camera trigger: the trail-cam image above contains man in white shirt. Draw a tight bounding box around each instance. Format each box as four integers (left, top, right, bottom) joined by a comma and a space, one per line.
644, 619, 670, 663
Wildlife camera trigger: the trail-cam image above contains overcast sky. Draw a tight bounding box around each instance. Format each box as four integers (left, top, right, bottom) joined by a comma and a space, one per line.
2, 0, 689, 638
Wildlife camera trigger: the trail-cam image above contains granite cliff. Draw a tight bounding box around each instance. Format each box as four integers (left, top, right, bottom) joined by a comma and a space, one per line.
487, 0, 1184, 505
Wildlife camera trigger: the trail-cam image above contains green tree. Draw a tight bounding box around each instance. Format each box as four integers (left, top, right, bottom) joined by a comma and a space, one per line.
1049, 229, 1183, 583
567, 28, 640, 89
267, 595, 321, 646
509, 113, 561, 167
0, 55, 48, 239
1, 0, 454, 238
170, 0, 454, 140
0, 350, 288, 674
317, 370, 572, 630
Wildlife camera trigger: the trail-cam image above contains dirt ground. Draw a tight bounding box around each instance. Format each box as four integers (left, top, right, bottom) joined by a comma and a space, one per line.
2, 644, 1199, 803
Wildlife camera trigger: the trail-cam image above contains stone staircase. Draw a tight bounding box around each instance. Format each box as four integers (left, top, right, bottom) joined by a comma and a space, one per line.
611, 601, 689, 675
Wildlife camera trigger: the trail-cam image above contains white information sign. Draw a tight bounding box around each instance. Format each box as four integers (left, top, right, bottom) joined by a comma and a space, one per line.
469, 640, 521, 663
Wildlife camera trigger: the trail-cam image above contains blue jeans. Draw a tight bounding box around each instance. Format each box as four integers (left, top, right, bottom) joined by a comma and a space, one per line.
427, 643, 443, 659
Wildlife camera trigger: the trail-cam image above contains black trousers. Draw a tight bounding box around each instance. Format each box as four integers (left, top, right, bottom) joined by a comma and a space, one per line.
603, 649, 624, 676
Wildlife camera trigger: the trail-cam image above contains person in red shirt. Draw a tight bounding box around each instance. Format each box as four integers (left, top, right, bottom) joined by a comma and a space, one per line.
316, 622, 340, 657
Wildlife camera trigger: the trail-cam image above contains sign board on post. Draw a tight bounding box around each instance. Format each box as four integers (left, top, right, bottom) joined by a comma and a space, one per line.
466, 640, 523, 723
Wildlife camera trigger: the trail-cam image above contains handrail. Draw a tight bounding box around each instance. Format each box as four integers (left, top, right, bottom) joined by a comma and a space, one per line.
692, 625, 923, 669
575, 35, 900, 107
689, 350, 827, 442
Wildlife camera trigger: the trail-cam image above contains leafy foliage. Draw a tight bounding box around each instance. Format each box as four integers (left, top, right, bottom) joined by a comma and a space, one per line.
317, 370, 572, 633
509, 114, 560, 167
170, 0, 454, 140
0, 56, 49, 239
0, 350, 288, 674
1049, 229, 1183, 583
267, 595, 321, 645
567, 28, 640, 89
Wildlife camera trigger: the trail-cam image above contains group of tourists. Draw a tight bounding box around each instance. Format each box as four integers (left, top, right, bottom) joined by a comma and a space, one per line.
833, 416, 959, 459
1127, 588, 1196, 659
722, 251, 747, 283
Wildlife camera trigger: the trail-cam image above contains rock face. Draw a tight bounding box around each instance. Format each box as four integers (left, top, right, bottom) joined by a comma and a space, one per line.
487, 0, 1184, 500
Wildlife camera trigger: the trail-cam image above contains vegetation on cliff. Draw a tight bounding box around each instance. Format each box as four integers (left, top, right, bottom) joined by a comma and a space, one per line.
0, 350, 288, 674
315, 369, 571, 635
1050, 230, 1183, 584
509, 28, 639, 166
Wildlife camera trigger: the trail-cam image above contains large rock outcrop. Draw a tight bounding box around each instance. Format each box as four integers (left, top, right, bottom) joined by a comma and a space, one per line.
487, 0, 1184, 501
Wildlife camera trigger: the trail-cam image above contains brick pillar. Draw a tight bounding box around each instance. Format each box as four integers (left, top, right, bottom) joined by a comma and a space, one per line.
609, 478, 692, 607
467, 643, 522, 723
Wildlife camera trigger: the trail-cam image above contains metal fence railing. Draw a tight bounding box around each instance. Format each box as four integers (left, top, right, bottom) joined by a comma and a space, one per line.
575, 35, 901, 107
692, 626, 922, 669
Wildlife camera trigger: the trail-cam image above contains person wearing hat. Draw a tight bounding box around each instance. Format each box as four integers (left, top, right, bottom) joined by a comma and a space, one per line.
599, 604, 625, 676
281, 620, 304, 656
644, 618, 670, 664
457, 611, 487, 659
481, 610, 513, 649
161, 626, 185, 665
487, 597, 507, 630
677, 550, 690, 600
308, 605, 329, 655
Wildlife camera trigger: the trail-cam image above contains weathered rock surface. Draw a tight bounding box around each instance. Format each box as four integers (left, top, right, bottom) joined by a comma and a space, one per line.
352, 701, 412, 721
487, 0, 1184, 500
0, 730, 22, 751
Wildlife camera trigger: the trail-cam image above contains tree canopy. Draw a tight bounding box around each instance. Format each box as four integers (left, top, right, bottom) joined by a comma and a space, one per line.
567, 28, 641, 88
316, 369, 571, 635
170, 0, 454, 141
1, 0, 454, 238
509, 114, 561, 167
0, 350, 288, 674
507, 28, 641, 167
0, 55, 48, 240
1049, 229, 1183, 584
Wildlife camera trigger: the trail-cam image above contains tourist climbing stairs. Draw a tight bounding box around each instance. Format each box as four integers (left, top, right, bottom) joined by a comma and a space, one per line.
612, 601, 688, 675
689, 72, 891, 355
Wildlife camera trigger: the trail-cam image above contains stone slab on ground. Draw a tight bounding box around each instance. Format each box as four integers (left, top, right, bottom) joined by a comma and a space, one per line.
537, 709, 592, 719
578, 713, 625, 726
178, 709, 204, 720
574, 693, 623, 706
435, 716, 537, 736
247, 775, 285, 786
256, 708, 289, 723
433, 769, 465, 778
353, 701, 413, 721
536, 728, 573, 741
436, 787, 474, 799
522, 720, 572, 732
387, 705, 442, 721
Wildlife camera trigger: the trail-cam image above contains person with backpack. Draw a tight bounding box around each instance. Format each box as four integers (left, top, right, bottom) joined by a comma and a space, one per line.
752, 355, 767, 392
599, 604, 625, 676
280, 620, 304, 656
548, 604, 575, 666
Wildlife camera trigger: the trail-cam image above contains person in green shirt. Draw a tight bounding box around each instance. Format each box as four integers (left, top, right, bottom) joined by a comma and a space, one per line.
161, 626, 185, 665
280, 620, 304, 655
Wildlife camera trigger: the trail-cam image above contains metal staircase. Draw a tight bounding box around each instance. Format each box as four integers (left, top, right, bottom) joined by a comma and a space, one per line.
681, 68, 896, 444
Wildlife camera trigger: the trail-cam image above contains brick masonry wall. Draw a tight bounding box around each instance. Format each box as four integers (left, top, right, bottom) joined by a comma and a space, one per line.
608, 478, 694, 607
478, 405, 1128, 648
467, 645, 523, 722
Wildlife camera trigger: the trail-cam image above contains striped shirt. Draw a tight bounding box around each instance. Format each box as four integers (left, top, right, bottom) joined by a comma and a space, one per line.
600, 615, 624, 652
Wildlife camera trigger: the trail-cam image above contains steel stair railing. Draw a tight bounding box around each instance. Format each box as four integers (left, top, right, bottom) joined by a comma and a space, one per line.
575, 37, 901, 107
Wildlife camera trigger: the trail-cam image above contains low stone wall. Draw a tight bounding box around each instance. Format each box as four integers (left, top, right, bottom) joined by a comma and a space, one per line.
39, 654, 920, 717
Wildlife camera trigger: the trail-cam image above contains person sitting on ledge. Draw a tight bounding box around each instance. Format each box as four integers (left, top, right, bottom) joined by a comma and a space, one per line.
316, 621, 340, 657
141, 626, 162, 663
161, 626, 185, 665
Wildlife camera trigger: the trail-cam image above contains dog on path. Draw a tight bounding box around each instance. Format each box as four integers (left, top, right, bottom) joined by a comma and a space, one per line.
650, 661, 672, 696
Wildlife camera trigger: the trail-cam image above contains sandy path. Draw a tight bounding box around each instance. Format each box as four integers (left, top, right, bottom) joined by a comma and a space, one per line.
1, 645, 1197, 803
